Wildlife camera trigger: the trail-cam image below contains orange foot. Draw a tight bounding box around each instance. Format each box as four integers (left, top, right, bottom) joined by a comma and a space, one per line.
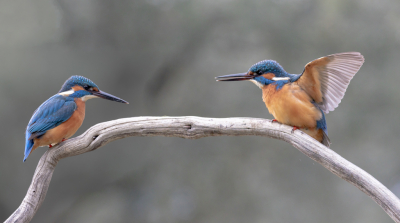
291, 126, 300, 133
271, 119, 279, 123
48, 139, 67, 148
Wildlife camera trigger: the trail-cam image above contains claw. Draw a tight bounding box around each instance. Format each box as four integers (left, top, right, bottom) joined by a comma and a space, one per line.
291, 126, 300, 133
48, 139, 66, 148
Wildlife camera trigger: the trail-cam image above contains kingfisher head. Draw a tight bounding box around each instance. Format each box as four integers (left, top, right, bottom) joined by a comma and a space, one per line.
58, 76, 129, 104
215, 60, 291, 88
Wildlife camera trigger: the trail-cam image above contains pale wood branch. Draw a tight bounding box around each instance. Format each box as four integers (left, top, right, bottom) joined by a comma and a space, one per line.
5, 116, 400, 223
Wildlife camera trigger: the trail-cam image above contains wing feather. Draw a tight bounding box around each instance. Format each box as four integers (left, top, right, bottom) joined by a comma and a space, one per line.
296, 52, 364, 113
27, 94, 77, 139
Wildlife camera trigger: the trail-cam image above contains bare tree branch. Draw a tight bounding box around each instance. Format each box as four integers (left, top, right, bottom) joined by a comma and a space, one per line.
5, 116, 400, 223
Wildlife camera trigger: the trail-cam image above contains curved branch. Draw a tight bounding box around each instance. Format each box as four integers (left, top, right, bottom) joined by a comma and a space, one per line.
5, 116, 400, 223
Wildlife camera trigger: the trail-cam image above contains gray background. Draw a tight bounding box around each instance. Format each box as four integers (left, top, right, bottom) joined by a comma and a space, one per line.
1, 0, 400, 222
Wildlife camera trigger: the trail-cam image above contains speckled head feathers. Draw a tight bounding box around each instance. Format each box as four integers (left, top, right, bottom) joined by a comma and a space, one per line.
249, 60, 288, 77
59, 76, 99, 93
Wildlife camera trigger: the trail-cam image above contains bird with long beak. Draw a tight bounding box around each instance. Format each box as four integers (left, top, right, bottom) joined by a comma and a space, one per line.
24, 76, 128, 162
216, 52, 364, 147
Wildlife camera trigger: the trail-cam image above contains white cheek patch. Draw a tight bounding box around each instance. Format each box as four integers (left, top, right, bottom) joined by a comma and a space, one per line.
81, 95, 99, 102
58, 89, 75, 96
272, 77, 290, 81
249, 79, 264, 89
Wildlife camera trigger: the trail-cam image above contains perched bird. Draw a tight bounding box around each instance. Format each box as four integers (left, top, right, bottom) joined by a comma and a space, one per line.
216, 52, 364, 147
24, 76, 128, 162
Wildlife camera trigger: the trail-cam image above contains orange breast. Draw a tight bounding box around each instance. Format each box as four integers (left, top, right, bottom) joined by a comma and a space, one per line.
31, 99, 86, 152
262, 83, 321, 129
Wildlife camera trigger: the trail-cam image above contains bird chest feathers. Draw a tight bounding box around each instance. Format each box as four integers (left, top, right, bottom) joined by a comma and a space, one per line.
262, 83, 321, 128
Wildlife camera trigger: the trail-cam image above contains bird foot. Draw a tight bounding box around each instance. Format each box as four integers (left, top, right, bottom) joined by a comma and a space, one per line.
48, 139, 66, 148
271, 119, 279, 123
291, 126, 300, 133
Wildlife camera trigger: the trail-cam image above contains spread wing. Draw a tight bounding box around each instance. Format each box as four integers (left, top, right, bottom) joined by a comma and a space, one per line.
27, 94, 77, 139
295, 52, 364, 113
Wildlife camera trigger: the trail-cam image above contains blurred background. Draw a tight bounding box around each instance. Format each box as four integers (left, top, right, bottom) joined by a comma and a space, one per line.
1, 0, 400, 222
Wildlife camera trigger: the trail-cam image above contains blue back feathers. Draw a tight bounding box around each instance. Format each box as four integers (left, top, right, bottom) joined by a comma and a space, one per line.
59, 76, 99, 93
27, 95, 76, 136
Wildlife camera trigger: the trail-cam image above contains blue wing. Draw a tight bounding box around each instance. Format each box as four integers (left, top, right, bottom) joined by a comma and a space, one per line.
24, 94, 76, 162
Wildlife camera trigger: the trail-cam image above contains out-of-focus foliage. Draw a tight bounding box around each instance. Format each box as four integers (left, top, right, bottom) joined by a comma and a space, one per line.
1, 0, 400, 222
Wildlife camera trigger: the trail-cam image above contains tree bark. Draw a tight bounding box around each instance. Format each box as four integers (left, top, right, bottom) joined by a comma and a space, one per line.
5, 116, 400, 223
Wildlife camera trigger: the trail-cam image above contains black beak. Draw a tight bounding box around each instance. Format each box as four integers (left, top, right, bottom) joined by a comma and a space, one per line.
92, 90, 129, 104
215, 73, 253, 81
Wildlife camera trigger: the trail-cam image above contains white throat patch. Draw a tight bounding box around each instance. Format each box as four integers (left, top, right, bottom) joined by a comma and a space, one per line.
81, 95, 98, 102
249, 79, 264, 89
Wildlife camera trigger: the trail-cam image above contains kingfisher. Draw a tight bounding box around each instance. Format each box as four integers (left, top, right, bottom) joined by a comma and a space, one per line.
24, 76, 128, 162
216, 52, 364, 147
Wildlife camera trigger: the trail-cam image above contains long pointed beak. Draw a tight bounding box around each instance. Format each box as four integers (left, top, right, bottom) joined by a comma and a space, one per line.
92, 90, 129, 104
215, 73, 253, 81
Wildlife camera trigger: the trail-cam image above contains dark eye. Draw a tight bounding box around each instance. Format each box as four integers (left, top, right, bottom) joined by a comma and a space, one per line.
83, 85, 92, 91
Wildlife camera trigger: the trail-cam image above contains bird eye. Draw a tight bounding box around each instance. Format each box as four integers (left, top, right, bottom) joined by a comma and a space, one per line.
83, 85, 93, 91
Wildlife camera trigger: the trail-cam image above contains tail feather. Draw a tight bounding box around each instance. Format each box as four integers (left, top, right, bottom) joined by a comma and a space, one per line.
24, 133, 34, 162
321, 130, 331, 148
312, 102, 330, 147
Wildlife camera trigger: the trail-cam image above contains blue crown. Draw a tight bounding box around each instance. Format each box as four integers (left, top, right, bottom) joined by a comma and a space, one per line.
249, 60, 288, 77
59, 76, 99, 93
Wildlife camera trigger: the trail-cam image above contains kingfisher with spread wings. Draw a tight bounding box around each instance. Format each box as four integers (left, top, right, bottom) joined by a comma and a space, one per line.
216, 52, 364, 147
